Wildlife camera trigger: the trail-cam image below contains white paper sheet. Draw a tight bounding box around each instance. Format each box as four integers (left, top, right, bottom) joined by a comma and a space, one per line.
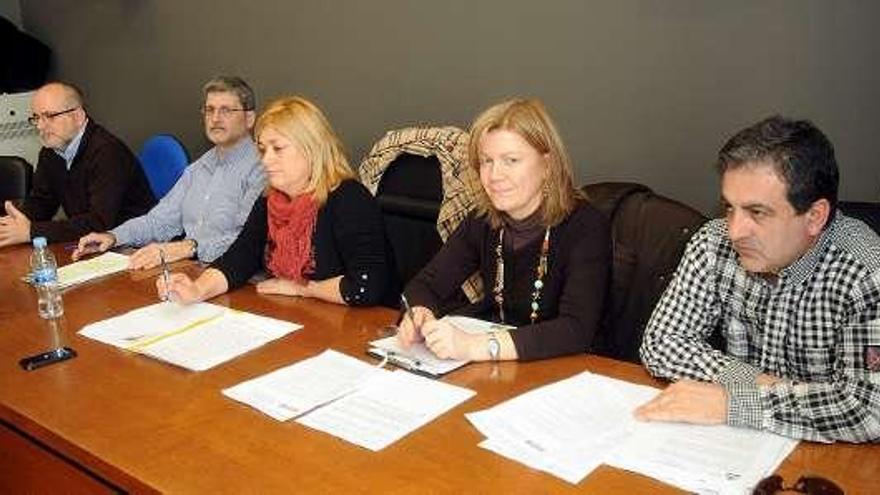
297, 369, 475, 451
78, 302, 300, 371
223, 349, 382, 420
57, 251, 130, 289
607, 421, 797, 494
368, 337, 467, 376
466, 372, 655, 483
467, 371, 798, 491
368, 315, 514, 376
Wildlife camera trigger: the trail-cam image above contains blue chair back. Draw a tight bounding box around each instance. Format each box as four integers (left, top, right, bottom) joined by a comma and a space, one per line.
138, 134, 190, 199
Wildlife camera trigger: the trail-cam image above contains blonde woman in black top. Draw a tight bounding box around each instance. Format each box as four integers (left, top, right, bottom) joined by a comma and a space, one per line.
158, 96, 395, 307
398, 98, 611, 361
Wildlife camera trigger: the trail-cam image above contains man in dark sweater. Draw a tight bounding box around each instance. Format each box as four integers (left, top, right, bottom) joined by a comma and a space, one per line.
0, 81, 155, 246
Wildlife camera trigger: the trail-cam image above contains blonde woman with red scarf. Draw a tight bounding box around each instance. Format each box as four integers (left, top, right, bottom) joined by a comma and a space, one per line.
158, 96, 396, 307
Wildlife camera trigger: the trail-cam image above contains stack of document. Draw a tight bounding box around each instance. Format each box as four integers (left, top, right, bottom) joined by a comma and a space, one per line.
368, 315, 514, 377
22, 252, 130, 289
466, 372, 798, 493
79, 302, 300, 371
606, 420, 798, 494
224, 349, 475, 451
58, 252, 130, 289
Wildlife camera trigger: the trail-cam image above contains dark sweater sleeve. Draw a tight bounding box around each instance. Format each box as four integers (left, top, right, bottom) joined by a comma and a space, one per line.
22, 150, 61, 222
511, 209, 611, 361
331, 181, 391, 306
405, 213, 482, 314
210, 196, 268, 290
30, 140, 145, 242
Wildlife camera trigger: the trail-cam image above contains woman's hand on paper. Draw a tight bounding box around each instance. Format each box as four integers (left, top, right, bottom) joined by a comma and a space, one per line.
396, 305, 435, 347
157, 272, 201, 304
422, 319, 481, 361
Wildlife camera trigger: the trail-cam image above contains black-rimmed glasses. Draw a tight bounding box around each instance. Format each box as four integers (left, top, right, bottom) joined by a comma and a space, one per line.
27, 107, 79, 126
753, 474, 844, 495
200, 106, 252, 118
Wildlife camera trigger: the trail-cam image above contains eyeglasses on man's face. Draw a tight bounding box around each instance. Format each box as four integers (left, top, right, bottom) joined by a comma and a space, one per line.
27, 106, 80, 126
200, 106, 251, 118
752, 474, 843, 495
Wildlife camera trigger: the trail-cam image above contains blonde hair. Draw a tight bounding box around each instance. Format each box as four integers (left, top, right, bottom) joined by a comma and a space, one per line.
468, 98, 584, 228
255, 96, 354, 205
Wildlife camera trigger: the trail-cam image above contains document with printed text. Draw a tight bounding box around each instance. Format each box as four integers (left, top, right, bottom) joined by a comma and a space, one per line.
467, 371, 798, 492
223, 349, 384, 421
22, 252, 130, 289
78, 302, 300, 371
57, 252, 130, 289
224, 349, 475, 450
296, 366, 475, 451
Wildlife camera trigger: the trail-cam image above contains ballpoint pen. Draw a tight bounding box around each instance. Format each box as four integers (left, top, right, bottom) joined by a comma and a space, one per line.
159, 248, 172, 302
400, 293, 418, 331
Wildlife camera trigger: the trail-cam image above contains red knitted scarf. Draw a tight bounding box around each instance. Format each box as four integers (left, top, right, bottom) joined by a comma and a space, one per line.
266, 190, 318, 282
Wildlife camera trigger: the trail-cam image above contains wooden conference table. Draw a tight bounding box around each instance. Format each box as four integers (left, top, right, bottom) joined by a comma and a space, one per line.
0, 244, 876, 494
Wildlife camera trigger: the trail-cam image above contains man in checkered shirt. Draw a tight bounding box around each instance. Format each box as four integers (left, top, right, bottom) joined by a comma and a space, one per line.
636, 116, 880, 443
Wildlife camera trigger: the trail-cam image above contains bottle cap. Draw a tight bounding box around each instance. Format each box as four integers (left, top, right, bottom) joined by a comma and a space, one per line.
32, 237, 47, 249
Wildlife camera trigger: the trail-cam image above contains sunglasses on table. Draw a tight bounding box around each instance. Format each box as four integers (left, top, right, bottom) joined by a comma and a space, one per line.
752, 474, 844, 495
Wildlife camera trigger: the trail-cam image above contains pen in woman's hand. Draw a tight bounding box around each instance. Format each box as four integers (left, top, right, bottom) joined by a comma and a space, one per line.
400, 293, 418, 331
159, 248, 172, 302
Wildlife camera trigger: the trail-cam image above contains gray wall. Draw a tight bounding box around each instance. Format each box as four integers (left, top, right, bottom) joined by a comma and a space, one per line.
0, 0, 21, 28
21, 0, 880, 214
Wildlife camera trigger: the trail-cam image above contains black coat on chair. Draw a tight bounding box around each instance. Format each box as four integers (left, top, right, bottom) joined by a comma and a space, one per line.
584, 182, 707, 363
376, 153, 445, 290
0, 155, 33, 204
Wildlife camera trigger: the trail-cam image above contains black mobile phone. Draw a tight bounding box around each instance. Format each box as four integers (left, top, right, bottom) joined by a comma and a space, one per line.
19, 347, 77, 371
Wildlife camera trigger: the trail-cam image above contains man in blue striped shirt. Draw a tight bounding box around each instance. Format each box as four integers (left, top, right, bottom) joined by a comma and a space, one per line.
73, 76, 265, 268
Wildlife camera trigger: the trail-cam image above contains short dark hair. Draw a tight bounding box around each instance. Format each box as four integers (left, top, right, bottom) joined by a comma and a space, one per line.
717, 115, 839, 221
202, 76, 256, 111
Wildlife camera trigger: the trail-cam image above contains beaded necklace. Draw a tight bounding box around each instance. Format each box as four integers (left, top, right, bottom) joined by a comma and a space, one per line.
493, 227, 550, 324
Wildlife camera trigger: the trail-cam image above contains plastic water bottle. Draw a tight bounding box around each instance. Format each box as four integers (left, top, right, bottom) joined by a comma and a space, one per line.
30, 236, 64, 320
20, 237, 76, 369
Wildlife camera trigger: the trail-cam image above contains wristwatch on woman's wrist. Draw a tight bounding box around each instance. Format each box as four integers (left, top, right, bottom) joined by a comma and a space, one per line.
487, 333, 500, 361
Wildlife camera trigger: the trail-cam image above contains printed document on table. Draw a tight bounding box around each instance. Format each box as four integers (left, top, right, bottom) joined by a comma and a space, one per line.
297, 368, 475, 451
78, 302, 300, 371
223, 349, 383, 421
466, 371, 656, 484
466, 371, 798, 492
26, 251, 129, 289
368, 315, 514, 376
607, 420, 797, 494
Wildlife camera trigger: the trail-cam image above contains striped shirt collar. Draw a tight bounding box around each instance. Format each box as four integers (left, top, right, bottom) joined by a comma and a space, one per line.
206, 135, 257, 173
53, 118, 88, 170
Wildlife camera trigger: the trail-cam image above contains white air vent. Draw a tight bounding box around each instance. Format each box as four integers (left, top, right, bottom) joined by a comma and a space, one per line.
0, 91, 41, 168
